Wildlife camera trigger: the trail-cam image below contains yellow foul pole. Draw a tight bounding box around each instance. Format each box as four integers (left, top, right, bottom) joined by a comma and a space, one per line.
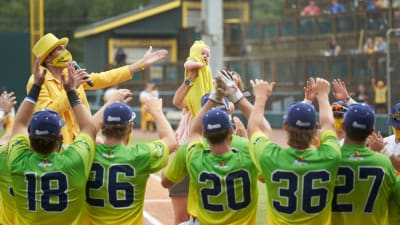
29, 0, 44, 71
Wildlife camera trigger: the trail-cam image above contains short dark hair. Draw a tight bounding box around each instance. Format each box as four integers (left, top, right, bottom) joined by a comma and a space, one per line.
29, 135, 61, 154
101, 123, 131, 138
204, 129, 231, 145
344, 126, 371, 142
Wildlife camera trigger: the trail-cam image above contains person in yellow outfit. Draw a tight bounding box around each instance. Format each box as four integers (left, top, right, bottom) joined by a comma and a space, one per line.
169, 40, 214, 224
371, 77, 387, 114
26, 33, 168, 144
139, 82, 159, 132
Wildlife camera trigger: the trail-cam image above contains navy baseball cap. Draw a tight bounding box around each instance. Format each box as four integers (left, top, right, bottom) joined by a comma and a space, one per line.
103, 102, 136, 124
344, 104, 375, 131
331, 101, 348, 117
28, 110, 65, 136
387, 103, 400, 127
285, 102, 316, 129
202, 108, 232, 133
201, 93, 229, 111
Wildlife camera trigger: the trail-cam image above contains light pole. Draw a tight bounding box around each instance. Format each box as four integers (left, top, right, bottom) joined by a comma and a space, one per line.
386, 28, 400, 134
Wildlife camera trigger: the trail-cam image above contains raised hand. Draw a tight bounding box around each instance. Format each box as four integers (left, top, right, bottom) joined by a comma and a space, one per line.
332, 78, 349, 102
140, 46, 168, 68
0, 91, 16, 114
314, 77, 330, 97
233, 116, 248, 138
33, 56, 47, 86
208, 75, 227, 104
304, 77, 316, 102
62, 62, 87, 91
219, 69, 243, 104
250, 79, 275, 100
107, 89, 133, 104
144, 98, 163, 116
367, 131, 385, 152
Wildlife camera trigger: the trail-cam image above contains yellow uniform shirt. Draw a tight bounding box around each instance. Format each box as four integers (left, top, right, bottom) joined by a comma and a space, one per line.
26, 66, 133, 144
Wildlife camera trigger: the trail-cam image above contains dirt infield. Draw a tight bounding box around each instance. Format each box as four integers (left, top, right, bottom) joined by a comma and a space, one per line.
138, 128, 287, 225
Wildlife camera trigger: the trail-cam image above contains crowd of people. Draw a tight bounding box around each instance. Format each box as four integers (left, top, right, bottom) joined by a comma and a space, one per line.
1, 32, 400, 225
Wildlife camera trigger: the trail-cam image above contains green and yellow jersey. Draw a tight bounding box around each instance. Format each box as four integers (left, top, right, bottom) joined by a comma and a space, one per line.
8, 133, 95, 225
86, 140, 169, 225
165, 135, 259, 225
332, 144, 396, 225
249, 130, 341, 225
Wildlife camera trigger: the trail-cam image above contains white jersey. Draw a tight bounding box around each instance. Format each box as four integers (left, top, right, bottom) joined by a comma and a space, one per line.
384, 135, 400, 156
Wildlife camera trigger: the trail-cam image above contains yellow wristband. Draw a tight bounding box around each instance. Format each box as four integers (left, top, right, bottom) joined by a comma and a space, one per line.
137, 60, 145, 71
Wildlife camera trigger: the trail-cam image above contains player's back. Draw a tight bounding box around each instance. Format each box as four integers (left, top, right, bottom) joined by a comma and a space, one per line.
86, 140, 168, 225
185, 136, 259, 225
8, 134, 94, 225
250, 130, 341, 225
332, 145, 396, 225
0, 145, 16, 225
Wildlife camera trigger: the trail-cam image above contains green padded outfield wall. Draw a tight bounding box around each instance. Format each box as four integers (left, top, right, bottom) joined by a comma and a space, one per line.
0, 32, 31, 108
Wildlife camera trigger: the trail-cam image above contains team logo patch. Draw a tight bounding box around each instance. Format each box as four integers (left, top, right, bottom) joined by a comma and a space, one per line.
38, 158, 53, 168
293, 156, 308, 166
102, 151, 115, 159
349, 151, 364, 161
214, 160, 228, 169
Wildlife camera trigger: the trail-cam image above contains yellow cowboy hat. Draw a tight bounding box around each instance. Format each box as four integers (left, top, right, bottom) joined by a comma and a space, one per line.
32, 33, 69, 65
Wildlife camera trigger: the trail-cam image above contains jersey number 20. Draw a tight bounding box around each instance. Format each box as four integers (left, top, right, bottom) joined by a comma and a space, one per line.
199, 169, 251, 211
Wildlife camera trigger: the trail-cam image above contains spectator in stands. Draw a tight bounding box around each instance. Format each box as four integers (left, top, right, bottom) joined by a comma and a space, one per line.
301, 1, 321, 16
363, 37, 377, 54
328, 36, 341, 56
114, 47, 127, 66
139, 82, 159, 132
366, 0, 377, 10
352, 83, 370, 103
329, 0, 345, 14
375, 36, 388, 53
371, 77, 388, 114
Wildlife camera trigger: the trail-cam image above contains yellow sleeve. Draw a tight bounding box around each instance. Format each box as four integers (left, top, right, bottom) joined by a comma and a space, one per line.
26, 74, 71, 114
84, 66, 133, 90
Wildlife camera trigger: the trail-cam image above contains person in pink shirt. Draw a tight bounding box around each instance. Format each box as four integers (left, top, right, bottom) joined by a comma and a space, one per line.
301, 1, 321, 16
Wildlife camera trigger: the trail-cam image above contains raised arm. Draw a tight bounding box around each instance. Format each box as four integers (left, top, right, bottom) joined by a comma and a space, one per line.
247, 79, 275, 138
144, 98, 177, 152
188, 75, 226, 143
332, 78, 357, 105
62, 62, 96, 139
315, 78, 334, 133
12, 56, 47, 137
172, 68, 198, 109
128, 46, 168, 74
303, 77, 316, 104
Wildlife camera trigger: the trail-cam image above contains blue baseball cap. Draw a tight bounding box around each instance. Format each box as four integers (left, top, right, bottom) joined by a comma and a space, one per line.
344, 104, 375, 131
103, 102, 136, 124
285, 102, 316, 129
202, 108, 232, 133
387, 103, 400, 127
201, 93, 229, 111
28, 110, 65, 136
